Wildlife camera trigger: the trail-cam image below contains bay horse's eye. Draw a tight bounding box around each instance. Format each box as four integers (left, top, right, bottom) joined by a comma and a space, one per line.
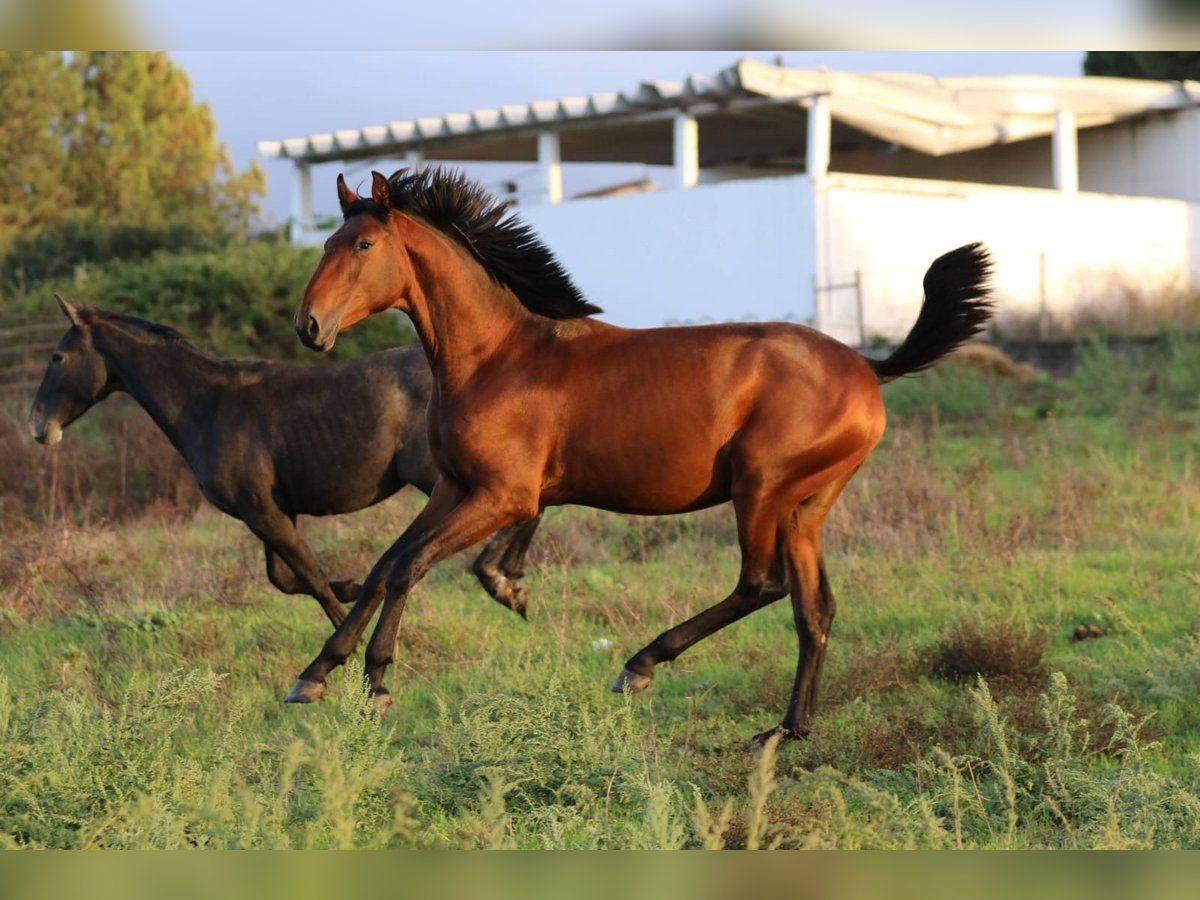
357, 240, 373, 252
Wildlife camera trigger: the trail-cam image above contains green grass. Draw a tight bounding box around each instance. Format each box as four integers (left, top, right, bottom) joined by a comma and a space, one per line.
1, 340, 1199, 848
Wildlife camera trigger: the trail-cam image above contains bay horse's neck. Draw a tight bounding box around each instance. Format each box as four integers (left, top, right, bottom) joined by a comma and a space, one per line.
400, 217, 549, 394
92, 321, 229, 460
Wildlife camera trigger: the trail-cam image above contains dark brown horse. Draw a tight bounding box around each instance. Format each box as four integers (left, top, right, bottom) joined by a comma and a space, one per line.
27, 296, 542, 628
287, 168, 992, 740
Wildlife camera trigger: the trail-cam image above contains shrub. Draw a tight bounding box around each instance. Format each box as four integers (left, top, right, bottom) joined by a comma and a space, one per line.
6, 240, 416, 362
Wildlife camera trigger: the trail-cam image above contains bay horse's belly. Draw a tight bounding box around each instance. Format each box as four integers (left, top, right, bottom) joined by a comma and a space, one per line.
542, 400, 739, 515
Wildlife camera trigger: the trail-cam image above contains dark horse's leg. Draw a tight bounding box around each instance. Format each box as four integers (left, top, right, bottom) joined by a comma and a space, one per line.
246, 512, 346, 629
470, 513, 542, 619
285, 480, 524, 708
266, 545, 361, 606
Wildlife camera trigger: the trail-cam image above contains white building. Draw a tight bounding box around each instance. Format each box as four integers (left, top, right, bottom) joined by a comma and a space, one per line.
258, 58, 1200, 343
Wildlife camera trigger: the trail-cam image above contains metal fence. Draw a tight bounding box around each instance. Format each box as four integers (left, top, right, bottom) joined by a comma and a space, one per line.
0, 318, 59, 405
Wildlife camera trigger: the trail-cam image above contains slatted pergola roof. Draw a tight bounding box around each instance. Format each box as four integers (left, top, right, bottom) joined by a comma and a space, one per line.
257, 58, 1200, 168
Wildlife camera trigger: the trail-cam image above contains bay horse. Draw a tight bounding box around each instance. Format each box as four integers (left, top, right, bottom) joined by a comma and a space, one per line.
26, 296, 542, 628
287, 167, 992, 740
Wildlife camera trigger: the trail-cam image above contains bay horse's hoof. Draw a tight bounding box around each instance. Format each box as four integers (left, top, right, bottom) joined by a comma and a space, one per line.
371, 691, 394, 716
745, 725, 806, 749
284, 678, 327, 703
610, 667, 653, 694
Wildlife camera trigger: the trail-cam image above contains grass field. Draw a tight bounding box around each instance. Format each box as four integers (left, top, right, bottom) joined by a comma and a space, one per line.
1, 339, 1198, 848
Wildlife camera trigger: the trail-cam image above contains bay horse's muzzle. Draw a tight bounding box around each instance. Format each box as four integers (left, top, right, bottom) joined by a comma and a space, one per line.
295, 311, 338, 352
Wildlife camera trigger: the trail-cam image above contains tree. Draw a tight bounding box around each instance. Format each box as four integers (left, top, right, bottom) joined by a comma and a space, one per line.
1084, 52, 1200, 82
67, 51, 265, 236
0, 52, 79, 257
0, 52, 265, 263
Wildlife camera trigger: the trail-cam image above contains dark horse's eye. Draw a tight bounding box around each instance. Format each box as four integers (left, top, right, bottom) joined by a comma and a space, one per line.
357, 240, 373, 251
50, 352, 64, 365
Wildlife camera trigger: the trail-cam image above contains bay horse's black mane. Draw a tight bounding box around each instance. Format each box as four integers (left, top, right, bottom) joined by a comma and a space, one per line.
344, 167, 603, 321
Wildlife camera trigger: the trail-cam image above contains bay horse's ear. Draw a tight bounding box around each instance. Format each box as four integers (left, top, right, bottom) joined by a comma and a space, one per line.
54, 293, 84, 328
336, 173, 359, 215
370, 171, 392, 210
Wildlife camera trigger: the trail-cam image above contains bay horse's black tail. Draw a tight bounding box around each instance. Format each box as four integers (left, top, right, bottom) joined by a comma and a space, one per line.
869, 242, 994, 384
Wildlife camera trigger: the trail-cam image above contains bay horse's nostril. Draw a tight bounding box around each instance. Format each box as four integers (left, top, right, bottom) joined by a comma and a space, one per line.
305, 315, 321, 341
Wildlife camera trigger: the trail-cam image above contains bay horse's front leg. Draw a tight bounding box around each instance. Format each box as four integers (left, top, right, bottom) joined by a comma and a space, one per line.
284, 481, 529, 709
364, 488, 531, 711
283, 479, 465, 703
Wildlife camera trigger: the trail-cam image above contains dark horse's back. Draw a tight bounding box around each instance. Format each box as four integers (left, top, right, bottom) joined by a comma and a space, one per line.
204, 347, 437, 518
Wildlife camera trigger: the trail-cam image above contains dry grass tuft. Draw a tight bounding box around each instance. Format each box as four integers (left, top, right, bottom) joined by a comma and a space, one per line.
929, 619, 1049, 687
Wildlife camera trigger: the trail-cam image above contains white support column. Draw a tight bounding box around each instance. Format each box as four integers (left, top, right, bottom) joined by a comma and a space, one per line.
290, 162, 313, 244
806, 93, 831, 184
673, 112, 699, 189
538, 131, 563, 205
1052, 109, 1078, 194
404, 148, 426, 173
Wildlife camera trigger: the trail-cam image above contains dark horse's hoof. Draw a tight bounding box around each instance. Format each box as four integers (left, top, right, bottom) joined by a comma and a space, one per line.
371, 691, 394, 716
509, 582, 530, 620
331, 580, 363, 604
284, 678, 327, 703
610, 667, 653, 694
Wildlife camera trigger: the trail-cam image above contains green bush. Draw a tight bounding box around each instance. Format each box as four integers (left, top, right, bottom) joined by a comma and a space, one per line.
1, 219, 224, 292
881, 362, 1010, 423
8, 240, 415, 361
1065, 335, 1200, 418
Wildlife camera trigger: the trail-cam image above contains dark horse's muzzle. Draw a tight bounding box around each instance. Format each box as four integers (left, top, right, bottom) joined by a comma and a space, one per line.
27, 403, 63, 445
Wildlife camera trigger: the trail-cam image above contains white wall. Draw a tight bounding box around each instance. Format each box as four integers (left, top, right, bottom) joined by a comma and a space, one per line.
820, 173, 1200, 344
519, 175, 817, 329
1080, 108, 1200, 203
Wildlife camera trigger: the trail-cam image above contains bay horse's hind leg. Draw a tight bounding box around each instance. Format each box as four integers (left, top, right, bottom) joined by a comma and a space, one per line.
760, 476, 855, 743
612, 491, 790, 693
470, 513, 543, 619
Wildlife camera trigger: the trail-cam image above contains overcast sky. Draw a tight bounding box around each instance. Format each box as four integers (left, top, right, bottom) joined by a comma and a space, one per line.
168, 51, 1087, 226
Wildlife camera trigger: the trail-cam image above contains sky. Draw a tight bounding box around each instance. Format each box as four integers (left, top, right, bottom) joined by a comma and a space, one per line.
168, 51, 1088, 227
132, 2, 1136, 51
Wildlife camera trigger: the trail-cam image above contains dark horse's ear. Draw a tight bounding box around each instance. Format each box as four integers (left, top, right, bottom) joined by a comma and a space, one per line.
54, 293, 85, 328
336, 173, 359, 215
370, 171, 392, 210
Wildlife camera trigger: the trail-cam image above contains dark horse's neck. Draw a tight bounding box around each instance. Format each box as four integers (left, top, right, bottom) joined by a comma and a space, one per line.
92, 319, 240, 464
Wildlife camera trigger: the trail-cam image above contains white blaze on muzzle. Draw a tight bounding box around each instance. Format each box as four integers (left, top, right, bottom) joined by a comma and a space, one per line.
28, 410, 62, 445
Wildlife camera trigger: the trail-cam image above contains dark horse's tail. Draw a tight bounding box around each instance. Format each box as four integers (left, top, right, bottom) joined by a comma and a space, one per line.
869, 243, 994, 384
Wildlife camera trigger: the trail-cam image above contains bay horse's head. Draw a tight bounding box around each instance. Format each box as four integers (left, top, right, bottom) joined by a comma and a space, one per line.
295, 171, 408, 352
27, 295, 113, 445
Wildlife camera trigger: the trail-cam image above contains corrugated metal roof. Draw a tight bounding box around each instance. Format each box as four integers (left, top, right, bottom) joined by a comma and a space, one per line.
257, 58, 1200, 165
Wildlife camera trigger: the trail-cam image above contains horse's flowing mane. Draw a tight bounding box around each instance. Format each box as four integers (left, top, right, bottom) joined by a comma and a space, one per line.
93, 309, 191, 345
345, 167, 603, 320
85, 308, 230, 363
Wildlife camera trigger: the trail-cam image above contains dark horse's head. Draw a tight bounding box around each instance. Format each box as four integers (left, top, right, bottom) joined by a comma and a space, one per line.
27, 296, 113, 445
294, 172, 411, 353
